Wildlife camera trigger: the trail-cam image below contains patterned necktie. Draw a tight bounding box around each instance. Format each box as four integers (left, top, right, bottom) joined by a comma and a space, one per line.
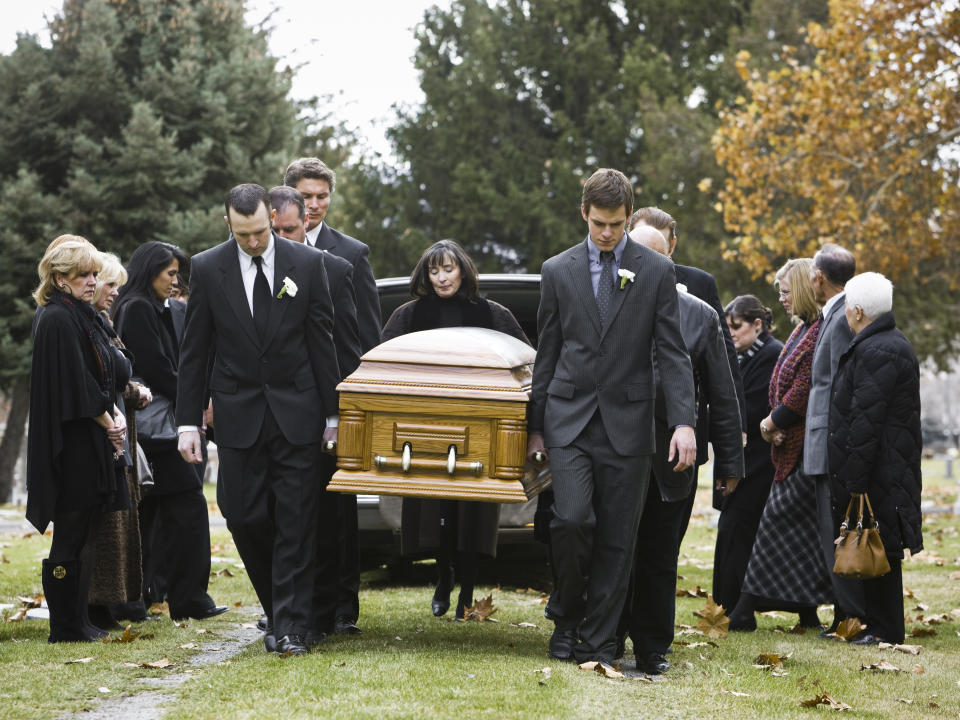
252, 255, 271, 341
596, 251, 615, 327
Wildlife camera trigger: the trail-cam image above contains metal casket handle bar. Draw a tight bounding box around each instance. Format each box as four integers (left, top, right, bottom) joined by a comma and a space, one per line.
374, 442, 483, 477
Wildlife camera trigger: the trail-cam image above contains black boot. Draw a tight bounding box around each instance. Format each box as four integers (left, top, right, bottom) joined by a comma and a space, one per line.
727, 592, 758, 632
88, 604, 121, 631
109, 599, 148, 623
798, 606, 823, 629
432, 564, 454, 617
454, 551, 479, 620
42, 559, 93, 643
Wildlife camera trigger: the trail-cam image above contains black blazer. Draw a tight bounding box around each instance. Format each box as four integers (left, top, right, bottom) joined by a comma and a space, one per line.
314, 223, 381, 354
675, 264, 747, 462
318, 250, 362, 380
114, 295, 180, 399
175, 234, 340, 449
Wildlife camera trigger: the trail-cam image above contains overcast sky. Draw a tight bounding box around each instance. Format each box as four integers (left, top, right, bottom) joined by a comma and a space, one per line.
0, 0, 447, 156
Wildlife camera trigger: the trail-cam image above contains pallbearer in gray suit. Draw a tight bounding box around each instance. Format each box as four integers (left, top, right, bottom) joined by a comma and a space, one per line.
804, 243, 863, 631
527, 169, 696, 666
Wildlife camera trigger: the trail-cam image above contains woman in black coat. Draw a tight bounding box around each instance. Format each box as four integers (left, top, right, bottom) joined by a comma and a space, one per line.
28, 239, 129, 642
113, 242, 224, 621
382, 240, 530, 619
712, 295, 783, 611
827, 272, 922, 644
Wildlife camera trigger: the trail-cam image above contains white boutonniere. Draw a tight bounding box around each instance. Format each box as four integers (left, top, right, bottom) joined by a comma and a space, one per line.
277, 276, 298, 299
676, 282, 688, 294
618, 268, 635, 290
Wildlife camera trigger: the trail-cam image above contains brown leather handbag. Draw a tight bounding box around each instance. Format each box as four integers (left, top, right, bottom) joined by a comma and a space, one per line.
833, 493, 891, 578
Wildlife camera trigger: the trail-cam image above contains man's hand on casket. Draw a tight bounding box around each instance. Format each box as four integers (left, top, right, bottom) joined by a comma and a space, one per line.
322, 425, 339, 455
527, 433, 548, 465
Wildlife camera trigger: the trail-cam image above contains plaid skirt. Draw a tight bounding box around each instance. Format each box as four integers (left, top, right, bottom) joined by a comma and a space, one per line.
741, 466, 832, 605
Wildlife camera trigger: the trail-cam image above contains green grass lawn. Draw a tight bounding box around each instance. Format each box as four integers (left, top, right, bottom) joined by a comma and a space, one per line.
0, 468, 958, 720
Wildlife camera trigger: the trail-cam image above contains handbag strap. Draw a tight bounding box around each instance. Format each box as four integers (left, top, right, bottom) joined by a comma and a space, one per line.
839, 497, 856, 531
862, 493, 880, 530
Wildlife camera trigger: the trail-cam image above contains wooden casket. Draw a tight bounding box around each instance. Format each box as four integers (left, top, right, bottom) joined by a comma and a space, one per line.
328, 327, 549, 503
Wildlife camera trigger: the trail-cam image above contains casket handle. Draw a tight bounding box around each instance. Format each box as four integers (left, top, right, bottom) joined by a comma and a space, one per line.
447, 445, 457, 475
401, 442, 412, 473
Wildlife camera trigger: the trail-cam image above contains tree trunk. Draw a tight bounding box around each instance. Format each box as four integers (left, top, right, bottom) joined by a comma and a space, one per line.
0, 377, 30, 503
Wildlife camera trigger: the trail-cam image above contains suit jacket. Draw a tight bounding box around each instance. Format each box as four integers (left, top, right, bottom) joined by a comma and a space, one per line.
652, 289, 743, 502
175, 234, 340, 449
313, 223, 381, 353
675, 264, 747, 459
530, 237, 695, 456
317, 250, 362, 380
803, 293, 853, 475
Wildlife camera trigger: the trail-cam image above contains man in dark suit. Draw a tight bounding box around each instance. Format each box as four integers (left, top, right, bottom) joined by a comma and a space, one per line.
627, 207, 746, 542
527, 169, 696, 667
176, 184, 341, 656
268, 185, 362, 642
284, 157, 380, 634
804, 243, 862, 633
617, 225, 743, 674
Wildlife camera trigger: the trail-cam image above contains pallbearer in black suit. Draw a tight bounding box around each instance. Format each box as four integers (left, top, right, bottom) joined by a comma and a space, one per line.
527, 170, 696, 667
176, 184, 340, 656
269, 186, 362, 642
617, 226, 743, 675
627, 207, 747, 543
284, 158, 380, 635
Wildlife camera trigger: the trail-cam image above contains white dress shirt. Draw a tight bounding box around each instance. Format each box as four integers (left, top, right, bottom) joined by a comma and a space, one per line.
304, 221, 324, 248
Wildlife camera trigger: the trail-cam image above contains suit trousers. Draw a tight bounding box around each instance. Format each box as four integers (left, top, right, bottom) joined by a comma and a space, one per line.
310, 453, 345, 633
862, 558, 904, 644
813, 475, 867, 620
217, 407, 320, 638
619, 476, 689, 658
335, 493, 361, 622
547, 410, 651, 663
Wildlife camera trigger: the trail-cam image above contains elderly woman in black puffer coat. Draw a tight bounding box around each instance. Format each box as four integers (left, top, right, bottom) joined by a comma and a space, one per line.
827, 272, 922, 645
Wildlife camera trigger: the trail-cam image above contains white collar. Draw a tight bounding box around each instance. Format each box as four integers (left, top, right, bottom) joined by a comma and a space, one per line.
235, 233, 276, 269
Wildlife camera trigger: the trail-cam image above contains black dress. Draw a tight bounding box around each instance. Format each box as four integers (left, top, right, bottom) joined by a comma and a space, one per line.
27, 292, 128, 532
712, 332, 781, 610
381, 294, 530, 558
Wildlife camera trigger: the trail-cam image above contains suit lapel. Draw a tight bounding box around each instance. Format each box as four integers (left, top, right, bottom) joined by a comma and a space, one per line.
600, 238, 640, 340
262, 235, 294, 349
315, 223, 336, 252
566, 240, 601, 337
218, 240, 260, 349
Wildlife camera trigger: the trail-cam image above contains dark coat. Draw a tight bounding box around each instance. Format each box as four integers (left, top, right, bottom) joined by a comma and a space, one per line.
382, 294, 529, 557
675, 264, 747, 461
827, 312, 923, 557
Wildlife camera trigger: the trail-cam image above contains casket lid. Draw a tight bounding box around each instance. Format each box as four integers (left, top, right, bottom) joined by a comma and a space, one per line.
338, 327, 535, 401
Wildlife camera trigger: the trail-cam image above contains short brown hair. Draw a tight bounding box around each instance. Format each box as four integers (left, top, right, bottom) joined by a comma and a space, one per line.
409, 240, 479, 300
284, 157, 336, 192
582, 169, 633, 216
34, 239, 102, 306
629, 206, 676, 242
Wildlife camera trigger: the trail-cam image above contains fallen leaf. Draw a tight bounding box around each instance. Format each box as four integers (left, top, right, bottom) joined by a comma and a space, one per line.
673, 640, 718, 648
913, 603, 929, 612
534, 667, 551, 685
676, 585, 709, 598
578, 661, 623, 679
5, 608, 28, 623
754, 652, 791, 669
830, 617, 865, 642
65, 657, 93, 665
233, 601, 243, 608
179, 643, 198, 649
211, 568, 234, 578
951, 609, 960, 618
949, 571, 960, 580
860, 660, 902, 672
140, 656, 172, 669
17, 594, 43, 608
798, 691, 852, 711
511, 622, 537, 629
878, 643, 922, 655
98, 687, 111, 694
907, 627, 936, 638
902, 588, 916, 598
460, 594, 497, 622
693, 595, 729, 638
896, 698, 913, 705
148, 602, 169, 617
104, 625, 141, 644
721, 689, 751, 697
911, 665, 924, 674
772, 669, 790, 677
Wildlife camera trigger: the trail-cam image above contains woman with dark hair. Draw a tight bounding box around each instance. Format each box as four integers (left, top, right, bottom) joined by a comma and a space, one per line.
28, 239, 129, 642
727, 259, 831, 631
113, 241, 225, 621
712, 295, 782, 611
382, 240, 530, 619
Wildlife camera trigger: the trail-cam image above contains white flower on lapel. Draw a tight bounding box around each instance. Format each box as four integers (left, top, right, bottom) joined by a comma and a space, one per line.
617, 268, 636, 290
676, 282, 688, 294
277, 276, 298, 299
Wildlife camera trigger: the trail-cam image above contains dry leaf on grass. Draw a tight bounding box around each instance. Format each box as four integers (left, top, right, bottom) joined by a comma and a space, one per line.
907, 627, 936, 638
65, 657, 93, 665
534, 667, 551, 685
179, 643, 198, 649
911, 665, 924, 674
902, 588, 916, 598
578, 661, 623, 679
17, 594, 44, 608
754, 652, 791, 669
896, 698, 913, 705
693, 595, 729, 638
510, 622, 538, 629
878, 642, 921, 655
676, 585, 709, 598
148, 602, 169, 617
139, 656, 172, 669
860, 660, 902, 672
949, 571, 960, 580
4, 608, 28, 623
210, 568, 234, 578
460, 594, 497, 622
720, 689, 751, 697
798, 691, 852, 711
103, 625, 149, 644
829, 617, 865, 642
673, 640, 718, 648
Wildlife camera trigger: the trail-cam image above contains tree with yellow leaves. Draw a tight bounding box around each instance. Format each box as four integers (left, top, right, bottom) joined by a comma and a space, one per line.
712, 0, 960, 362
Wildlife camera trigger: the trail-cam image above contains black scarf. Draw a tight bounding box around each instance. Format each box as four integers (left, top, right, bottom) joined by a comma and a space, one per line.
50, 290, 117, 399
409, 293, 495, 332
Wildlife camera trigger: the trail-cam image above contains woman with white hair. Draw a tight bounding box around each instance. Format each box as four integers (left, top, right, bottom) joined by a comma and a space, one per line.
827, 272, 923, 644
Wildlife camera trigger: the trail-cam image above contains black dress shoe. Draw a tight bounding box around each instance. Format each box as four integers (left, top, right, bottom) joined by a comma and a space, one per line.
257, 614, 269, 632
432, 572, 454, 617
638, 652, 670, 675
548, 628, 578, 661
275, 634, 309, 656
334, 617, 362, 635
727, 612, 757, 632
850, 632, 881, 646
305, 630, 327, 646
263, 631, 277, 653
171, 605, 229, 621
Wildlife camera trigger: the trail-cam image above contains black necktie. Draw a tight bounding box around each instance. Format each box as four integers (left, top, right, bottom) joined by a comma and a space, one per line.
252, 255, 271, 341
596, 251, 614, 327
